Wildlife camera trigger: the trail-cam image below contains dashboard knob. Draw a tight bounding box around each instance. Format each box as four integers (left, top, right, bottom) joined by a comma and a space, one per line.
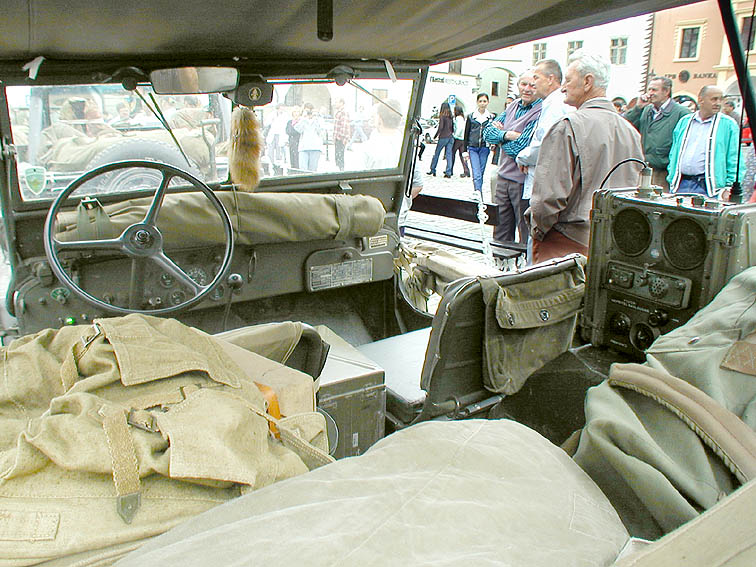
227, 273, 244, 291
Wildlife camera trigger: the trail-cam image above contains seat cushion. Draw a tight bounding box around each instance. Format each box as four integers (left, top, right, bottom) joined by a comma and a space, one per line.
115, 419, 629, 567
357, 326, 430, 406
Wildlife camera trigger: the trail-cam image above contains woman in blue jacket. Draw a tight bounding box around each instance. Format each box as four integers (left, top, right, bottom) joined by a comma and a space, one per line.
462, 93, 495, 195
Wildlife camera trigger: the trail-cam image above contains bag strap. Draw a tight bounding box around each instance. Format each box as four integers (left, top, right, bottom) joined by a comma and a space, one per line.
255, 381, 282, 438
76, 197, 114, 241
99, 405, 142, 524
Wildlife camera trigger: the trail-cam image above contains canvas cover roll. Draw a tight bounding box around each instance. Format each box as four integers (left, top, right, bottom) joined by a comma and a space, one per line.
55, 192, 386, 247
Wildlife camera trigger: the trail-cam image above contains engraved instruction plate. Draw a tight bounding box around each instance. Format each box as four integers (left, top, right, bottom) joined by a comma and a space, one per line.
310, 259, 373, 291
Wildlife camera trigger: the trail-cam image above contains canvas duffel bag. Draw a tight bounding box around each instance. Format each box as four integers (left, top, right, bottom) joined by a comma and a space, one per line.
0, 314, 331, 566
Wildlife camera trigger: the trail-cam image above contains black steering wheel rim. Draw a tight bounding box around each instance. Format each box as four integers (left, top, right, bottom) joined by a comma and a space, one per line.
43, 160, 234, 315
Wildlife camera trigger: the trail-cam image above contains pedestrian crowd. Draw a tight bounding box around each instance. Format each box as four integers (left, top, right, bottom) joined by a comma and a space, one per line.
424, 48, 749, 265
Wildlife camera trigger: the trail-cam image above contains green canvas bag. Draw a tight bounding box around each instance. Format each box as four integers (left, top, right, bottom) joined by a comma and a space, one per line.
0, 314, 331, 566
479, 255, 587, 395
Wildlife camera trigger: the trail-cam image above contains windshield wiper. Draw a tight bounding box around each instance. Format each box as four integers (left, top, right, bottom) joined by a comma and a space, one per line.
132, 88, 193, 169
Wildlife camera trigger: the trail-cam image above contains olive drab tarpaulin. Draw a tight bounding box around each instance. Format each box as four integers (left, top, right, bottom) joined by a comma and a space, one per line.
574, 266, 756, 541
478, 254, 586, 395
113, 420, 630, 567
0, 315, 331, 567
54, 192, 386, 247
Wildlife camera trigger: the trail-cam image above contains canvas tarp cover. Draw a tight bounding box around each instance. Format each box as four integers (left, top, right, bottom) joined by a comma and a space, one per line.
115, 419, 629, 567
55, 192, 386, 247
574, 266, 756, 540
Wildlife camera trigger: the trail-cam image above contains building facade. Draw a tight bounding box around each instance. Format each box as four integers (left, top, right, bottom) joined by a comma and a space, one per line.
648, 0, 753, 108
422, 14, 651, 117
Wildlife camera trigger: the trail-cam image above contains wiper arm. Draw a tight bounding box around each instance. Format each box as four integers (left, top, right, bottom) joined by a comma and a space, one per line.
348, 80, 403, 117
133, 88, 193, 170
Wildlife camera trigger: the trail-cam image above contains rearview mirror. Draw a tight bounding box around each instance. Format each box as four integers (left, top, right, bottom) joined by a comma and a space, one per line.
150, 67, 239, 94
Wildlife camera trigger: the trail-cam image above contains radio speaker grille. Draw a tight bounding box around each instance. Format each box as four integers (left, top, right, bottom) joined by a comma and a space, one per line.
612, 208, 651, 256
663, 218, 707, 270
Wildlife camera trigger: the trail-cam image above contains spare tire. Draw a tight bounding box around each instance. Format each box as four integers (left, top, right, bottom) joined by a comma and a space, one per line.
86, 138, 202, 177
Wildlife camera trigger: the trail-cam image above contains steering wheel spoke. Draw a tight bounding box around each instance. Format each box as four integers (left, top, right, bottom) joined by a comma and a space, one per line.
151, 252, 205, 296
142, 171, 173, 226
54, 237, 123, 253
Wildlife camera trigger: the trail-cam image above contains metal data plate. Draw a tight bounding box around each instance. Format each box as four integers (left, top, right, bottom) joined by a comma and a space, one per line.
306, 248, 374, 291
309, 258, 373, 291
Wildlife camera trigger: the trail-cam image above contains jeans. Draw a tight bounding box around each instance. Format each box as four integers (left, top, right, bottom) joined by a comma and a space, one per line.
334, 139, 346, 170
468, 146, 490, 193
299, 150, 321, 172
677, 176, 707, 196
429, 137, 454, 176
451, 139, 469, 175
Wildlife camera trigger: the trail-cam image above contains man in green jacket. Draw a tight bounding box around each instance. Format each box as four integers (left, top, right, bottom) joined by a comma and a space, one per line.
666, 85, 743, 198
624, 76, 690, 190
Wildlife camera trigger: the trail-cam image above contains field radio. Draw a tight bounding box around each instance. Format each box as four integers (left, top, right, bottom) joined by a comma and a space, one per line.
582, 187, 756, 358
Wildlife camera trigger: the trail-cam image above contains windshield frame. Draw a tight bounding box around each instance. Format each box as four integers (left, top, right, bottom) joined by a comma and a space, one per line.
1, 66, 427, 213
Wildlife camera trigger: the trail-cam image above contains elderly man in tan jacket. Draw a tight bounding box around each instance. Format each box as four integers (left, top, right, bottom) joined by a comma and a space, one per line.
528, 50, 643, 264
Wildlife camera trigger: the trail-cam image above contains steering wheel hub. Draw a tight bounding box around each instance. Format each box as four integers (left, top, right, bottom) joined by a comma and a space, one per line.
124, 224, 162, 255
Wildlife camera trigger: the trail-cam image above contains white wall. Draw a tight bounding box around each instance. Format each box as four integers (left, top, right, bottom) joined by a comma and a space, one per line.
422, 14, 651, 117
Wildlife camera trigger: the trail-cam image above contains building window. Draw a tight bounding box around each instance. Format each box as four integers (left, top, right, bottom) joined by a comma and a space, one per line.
448, 60, 463, 74
532, 43, 547, 65
567, 40, 583, 57
491, 81, 499, 97
679, 26, 701, 59
742, 16, 755, 51
610, 37, 627, 65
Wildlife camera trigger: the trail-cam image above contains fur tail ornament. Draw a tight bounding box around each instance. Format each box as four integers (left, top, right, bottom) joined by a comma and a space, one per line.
229, 106, 262, 192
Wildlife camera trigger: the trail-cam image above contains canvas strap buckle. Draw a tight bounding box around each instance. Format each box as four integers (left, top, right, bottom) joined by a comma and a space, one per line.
80, 321, 103, 349
127, 408, 160, 433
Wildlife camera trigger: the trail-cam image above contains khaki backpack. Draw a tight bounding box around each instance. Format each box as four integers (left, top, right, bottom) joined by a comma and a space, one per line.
0, 314, 331, 566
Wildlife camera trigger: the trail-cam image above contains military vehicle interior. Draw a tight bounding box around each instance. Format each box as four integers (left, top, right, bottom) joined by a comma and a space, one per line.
1, 0, 756, 565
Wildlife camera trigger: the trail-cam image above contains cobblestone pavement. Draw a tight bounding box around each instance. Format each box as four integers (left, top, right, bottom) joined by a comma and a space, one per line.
404, 151, 512, 269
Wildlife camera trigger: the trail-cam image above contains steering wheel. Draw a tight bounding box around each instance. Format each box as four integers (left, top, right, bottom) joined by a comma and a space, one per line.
43, 160, 234, 315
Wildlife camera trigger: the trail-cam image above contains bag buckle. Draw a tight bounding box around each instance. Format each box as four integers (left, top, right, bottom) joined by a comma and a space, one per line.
80, 321, 103, 349
127, 409, 160, 433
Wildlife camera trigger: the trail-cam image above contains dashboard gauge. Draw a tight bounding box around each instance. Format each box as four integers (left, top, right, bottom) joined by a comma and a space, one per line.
160, 273, 176, 288
170, 290, 187, 305
187, 267, 208, 286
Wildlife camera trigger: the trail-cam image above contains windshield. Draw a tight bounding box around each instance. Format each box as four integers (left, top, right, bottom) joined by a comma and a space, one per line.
7, 78, 414, 201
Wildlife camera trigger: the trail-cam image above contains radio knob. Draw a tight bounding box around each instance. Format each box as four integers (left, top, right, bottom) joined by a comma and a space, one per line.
609, 313, 632, 335
648, 309, 669, 327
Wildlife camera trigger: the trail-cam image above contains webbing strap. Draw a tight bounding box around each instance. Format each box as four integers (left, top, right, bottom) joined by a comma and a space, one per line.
100, 405, 141, 524
254, 381, 281, 438
76, 198, 114, 241
333, 197, 352, 241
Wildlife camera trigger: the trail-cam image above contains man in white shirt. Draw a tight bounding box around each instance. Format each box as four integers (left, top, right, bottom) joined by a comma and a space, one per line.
516, 59, 572, 241
667, 85, 742, 197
